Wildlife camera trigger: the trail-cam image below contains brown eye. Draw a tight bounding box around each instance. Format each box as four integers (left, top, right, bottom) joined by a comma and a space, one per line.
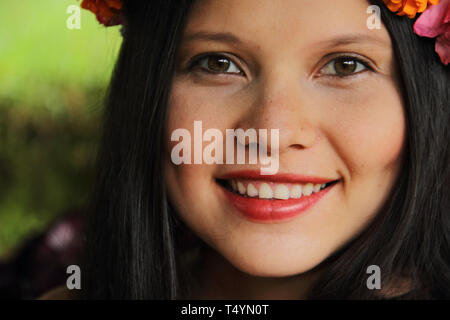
197, 54, 242, 74
320, 56, 369, 77
334, 58, 357, 75
208, 56, 230, 72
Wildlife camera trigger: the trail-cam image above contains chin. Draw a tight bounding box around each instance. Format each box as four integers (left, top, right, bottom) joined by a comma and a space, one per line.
217, 243, 327, 278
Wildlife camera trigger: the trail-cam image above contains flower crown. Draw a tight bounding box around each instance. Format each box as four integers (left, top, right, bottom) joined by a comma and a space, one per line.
80, 0, 123, 27
80, 0, 449, 65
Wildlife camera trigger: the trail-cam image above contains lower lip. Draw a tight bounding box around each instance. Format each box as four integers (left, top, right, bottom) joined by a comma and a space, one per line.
221, 183, 336, 223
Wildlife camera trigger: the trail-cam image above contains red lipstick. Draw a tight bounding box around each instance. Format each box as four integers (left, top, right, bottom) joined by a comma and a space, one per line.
218, 170, 339, 223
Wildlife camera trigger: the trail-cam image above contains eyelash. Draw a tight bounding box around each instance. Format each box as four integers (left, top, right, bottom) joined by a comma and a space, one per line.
188, 53, 244, 75
318, 54, 374, 78
188, 53, 374, 79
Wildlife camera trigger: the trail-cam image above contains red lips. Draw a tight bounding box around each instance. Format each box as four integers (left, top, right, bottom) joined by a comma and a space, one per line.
218, 170, 339, 223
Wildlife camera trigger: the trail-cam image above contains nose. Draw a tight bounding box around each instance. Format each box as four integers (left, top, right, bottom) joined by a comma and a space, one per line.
236, 71, 317, 154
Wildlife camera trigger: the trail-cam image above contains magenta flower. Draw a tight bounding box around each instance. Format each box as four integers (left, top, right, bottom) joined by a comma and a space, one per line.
413, 0, 450, 65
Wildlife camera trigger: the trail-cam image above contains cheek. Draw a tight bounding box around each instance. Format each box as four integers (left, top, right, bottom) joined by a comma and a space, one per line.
165, 78, 218, 162
164, 79, 230, 237
166, 76, 245, 134
324, 81, 406, 177
165, 80, 210, 200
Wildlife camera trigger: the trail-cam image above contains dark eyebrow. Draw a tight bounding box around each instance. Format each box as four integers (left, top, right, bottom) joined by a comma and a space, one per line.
182, 31, 391, 50
312, 34, 391, 49
182, 31, 246, 45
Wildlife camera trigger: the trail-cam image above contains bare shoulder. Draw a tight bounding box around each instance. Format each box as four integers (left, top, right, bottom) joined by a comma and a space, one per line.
38, 285, 79, 300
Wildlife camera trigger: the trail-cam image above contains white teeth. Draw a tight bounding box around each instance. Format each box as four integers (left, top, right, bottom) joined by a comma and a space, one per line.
247, 183, 259, 197
290, 185, 302, 198
274, 184, 290, 200
302, 183, 314, 196
237, 181, 246, 195
259, 183, 273, 199
229, 179, 329, 199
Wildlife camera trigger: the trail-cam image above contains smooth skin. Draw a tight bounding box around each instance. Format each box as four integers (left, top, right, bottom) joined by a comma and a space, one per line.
165, 0, 406, 299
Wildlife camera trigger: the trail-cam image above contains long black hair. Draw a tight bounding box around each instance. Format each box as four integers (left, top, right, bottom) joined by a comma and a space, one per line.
82, 0, 450, 299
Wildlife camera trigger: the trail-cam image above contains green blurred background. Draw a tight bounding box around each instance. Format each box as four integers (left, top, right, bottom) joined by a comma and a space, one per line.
0, 0, 122, 258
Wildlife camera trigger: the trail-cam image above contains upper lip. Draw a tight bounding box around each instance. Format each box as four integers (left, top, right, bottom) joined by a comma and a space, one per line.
217, 170, 339, 184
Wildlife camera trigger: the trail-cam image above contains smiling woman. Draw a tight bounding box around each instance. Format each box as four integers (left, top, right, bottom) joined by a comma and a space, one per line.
78, 0, 449, 299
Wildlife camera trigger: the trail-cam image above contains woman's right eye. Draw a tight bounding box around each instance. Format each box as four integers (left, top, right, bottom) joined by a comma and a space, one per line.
192, 54, 243, 75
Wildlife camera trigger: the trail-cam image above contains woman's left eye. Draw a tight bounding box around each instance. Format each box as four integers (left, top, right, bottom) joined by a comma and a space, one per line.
320, 57, 371, 77
194, 54, 243, 75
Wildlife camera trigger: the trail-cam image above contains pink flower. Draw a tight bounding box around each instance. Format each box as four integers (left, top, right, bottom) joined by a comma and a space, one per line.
414, 0, 450, 65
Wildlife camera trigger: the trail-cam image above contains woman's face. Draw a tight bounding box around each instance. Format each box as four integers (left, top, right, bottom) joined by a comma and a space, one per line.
165, 0, 405, 277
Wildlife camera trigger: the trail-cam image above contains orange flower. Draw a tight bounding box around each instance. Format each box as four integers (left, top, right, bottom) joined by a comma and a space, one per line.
81, 0, 123, 26
383, 0, 440, 18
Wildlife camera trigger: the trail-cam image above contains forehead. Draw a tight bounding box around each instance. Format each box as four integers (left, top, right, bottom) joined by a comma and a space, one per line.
183, 0, 392, 51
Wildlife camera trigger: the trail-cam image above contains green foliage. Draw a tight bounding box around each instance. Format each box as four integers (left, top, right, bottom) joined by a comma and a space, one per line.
0, 0, 122, 257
